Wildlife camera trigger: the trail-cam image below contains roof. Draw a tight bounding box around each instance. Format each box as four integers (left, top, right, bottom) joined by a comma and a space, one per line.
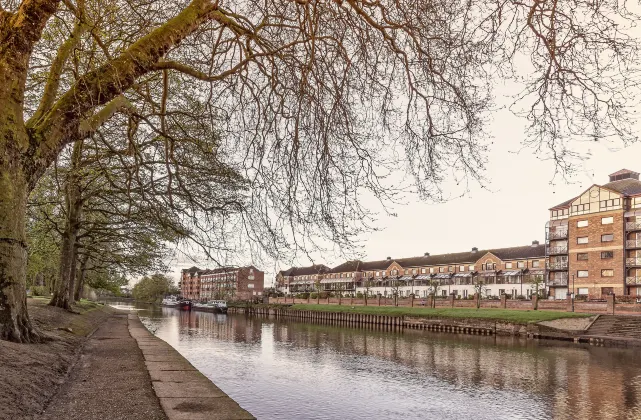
602, 178, 641, 196
329, 260, 362, 273
609, 169, 639, 177
279, 264, 330, 277
550, 196, 576, 210
354, 244, 546, 271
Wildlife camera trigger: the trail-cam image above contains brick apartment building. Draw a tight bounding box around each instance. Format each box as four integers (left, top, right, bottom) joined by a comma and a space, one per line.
547, 169, 641, 298
181, 266, 264, 301
277, 243, 547, 299
276, 169, 641, 300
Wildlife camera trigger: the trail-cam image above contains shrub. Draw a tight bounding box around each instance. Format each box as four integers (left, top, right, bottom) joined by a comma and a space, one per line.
310, 292, 318, 299
31, 286, 49, 296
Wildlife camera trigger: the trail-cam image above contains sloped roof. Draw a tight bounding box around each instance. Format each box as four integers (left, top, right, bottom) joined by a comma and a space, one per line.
550, 196, 576, 210
330, 260, 362, 273
609, 169, 639, 177
602, 178, 641, 196
280, 264, 330, 277
359, 259, 395, 271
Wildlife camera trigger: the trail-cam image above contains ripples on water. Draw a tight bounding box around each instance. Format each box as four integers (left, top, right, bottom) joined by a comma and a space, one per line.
110, 301, 641, 420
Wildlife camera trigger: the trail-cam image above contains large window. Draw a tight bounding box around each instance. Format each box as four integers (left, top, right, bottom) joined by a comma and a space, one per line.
439, 267, 445, 273
601, 269, 614, 277
602, 216, 614, 225
601, 234, 614, 242
577, 253, 588, 261
577, 237, 588, 244
532, 260, 540, 268
601, 251, 614, 259
577, 270, 589, 278
505, 262, 513, 269
421, 268, 426, 274
577, 220, 588, 227
469, 265, 475, 271
459, 265, 465, 272
578, 288, 589, 295
517, 261, 526, 268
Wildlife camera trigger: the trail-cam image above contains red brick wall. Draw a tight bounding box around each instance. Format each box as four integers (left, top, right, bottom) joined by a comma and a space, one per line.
567, 210, 625, 297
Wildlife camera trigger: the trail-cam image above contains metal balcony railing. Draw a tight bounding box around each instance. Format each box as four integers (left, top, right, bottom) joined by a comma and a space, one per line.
547, 246, 568, 255
547, 277, 568, 286
547, 261, 568, 270
626, 277, 641, 285
627, 240, 641, 248
626, 258, 641, 267
626, 222, 641, 231
547, 230, 568, 240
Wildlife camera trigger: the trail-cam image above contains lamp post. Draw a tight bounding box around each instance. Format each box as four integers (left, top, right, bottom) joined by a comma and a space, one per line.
571, 274, 575, 312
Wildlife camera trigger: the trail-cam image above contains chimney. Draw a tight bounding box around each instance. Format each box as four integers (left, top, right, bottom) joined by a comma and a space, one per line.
532, 240, 539, 247
424, 252, 430, 257
386, 256, 391, 260
471, 247, 478, 253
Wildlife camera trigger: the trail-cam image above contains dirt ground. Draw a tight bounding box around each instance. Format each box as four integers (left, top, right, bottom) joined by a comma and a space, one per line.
0, 298, 113, 419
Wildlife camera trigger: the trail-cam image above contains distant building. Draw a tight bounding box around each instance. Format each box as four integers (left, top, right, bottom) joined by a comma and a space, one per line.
277, 169, 641, 300
276, 243, 546, 299
181, 266, 264, 301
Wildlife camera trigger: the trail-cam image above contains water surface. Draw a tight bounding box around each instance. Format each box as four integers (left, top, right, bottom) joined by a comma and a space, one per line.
112, 301, 641, 420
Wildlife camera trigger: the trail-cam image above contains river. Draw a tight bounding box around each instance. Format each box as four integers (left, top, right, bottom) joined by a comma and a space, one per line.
111, 301, 641, 420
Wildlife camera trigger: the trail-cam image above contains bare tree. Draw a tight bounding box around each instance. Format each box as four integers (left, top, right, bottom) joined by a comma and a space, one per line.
1, 0, 639, 342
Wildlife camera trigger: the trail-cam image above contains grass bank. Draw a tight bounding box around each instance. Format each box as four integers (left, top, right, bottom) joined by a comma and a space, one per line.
289, 304, 591, 324
0, 298, 113, 419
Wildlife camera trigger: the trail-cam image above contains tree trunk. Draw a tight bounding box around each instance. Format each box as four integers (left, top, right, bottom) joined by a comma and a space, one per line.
74, 254, 89, 301
50, 143, 84, 309
0, 162, 40, 342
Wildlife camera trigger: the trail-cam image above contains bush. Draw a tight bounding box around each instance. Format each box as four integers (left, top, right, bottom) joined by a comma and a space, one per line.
297, 292, 310, 299
516, 295, 526, 300
310, 292, 318, 299
356, 292, 364, 298
31, 286, 49, 296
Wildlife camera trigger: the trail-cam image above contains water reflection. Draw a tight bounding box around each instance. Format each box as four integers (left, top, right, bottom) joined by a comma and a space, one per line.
118, 301, 641, 420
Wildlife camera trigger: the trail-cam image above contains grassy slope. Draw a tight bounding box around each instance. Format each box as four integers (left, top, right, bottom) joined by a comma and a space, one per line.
289, 304, 591, 324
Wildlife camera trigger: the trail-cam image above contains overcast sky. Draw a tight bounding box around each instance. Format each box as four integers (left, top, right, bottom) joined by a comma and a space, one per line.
160, 93, 641, 288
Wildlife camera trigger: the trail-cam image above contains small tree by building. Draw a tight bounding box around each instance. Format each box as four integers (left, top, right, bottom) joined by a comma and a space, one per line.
314, 278, 322, 304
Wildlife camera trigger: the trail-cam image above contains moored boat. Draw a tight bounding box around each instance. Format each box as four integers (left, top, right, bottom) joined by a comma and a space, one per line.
177, 299, 192, 311
191, 300, 228, 314
161, 296, 179, 307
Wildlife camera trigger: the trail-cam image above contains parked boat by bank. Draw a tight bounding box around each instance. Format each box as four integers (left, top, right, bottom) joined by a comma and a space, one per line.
177, 300, 192, 311
161, 296, 179, 307
192, 300, 228, 314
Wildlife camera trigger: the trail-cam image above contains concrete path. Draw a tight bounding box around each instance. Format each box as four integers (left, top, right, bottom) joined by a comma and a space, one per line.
41, 312, 167, 419
128, 314, 255, 420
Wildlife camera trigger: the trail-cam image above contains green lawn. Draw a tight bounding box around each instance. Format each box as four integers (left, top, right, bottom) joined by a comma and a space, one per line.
289, 304, 591, 324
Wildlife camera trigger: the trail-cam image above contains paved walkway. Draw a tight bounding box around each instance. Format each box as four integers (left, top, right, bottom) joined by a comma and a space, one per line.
40, 311, 254, 420
41, 312, 166, 419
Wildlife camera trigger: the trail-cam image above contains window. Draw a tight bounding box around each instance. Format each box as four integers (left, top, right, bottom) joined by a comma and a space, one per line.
577, 220, 588, 228
601, 269, 614, 277
430, 267, 435, 273
572, 203, 590, 213
578, 288, 589, 296
459, 265, 465, 272
601, 251, 614, 259
421, 268, 426, 274
577, 270, 589, 278
469, 265, 475, 271
552, 210, 558, 217
577, 237, 588, 244
247, 283, 255, 289
439, 267, 445, 273
532, 260, 540, 268
577, 253, 588, 261
499, 289, 505, 295
505, 262, 513, 269
376, 271, 380, 277
463, 290, 468, 298
448, 266, 454, 272
602, 216, 614, 225
412, 269, 417, 275
601, 234, 614, 242
600, 198, 621, 209
517, 261, 526, 268
441, 290, 447, 297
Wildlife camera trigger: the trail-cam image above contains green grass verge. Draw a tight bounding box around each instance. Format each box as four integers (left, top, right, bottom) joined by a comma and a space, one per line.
289, 304, 591, 324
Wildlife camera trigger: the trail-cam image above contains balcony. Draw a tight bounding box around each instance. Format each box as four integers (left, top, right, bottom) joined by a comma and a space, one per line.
627, 240, 641, 249
548, 276, 568, 287
547, 261, 568, 270
626, 258, 641, 267
547, 246, 568, 255
626, 277, 641, 285
547, 230, 568, 240
626, 222, 641, 231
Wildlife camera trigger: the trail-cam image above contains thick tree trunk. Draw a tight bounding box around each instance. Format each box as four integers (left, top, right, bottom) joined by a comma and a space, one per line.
0, 163, 40, 342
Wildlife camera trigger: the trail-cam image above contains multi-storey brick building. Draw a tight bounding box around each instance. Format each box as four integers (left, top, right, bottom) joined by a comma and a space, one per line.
275, 264, 330, 294
547, 169, 641, 298
276, 242, 547, 299
181, 266, 264, 301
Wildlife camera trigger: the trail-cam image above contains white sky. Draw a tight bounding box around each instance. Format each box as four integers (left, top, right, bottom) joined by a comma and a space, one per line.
161, 100, 641, 288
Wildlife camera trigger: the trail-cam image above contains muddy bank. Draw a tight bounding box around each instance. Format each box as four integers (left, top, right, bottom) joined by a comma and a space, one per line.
0, 298, 112, 419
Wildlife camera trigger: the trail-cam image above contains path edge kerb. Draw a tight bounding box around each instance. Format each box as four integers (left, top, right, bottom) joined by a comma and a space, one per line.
127, 313, 255, 420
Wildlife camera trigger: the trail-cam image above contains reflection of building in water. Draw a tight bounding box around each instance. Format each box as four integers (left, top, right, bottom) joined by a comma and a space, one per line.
177, 311, 262, 343
262, 316, 641, 419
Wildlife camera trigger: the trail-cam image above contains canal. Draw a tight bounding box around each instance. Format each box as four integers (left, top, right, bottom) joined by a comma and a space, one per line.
114, 302, 641, 420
